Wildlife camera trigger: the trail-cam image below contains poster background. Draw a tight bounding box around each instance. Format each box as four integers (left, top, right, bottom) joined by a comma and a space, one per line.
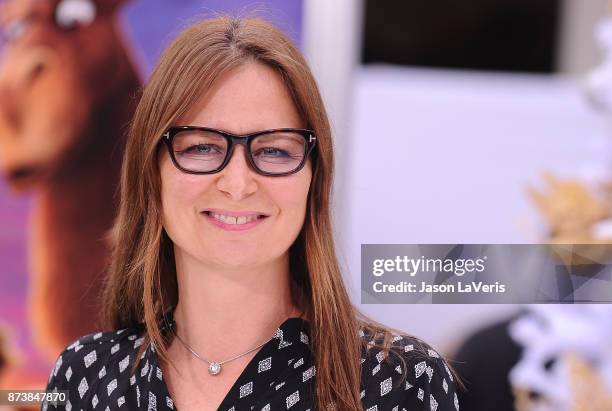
0, 0, 303, 386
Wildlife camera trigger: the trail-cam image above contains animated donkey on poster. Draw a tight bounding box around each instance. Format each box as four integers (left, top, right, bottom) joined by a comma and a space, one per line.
0, 0, 141, 380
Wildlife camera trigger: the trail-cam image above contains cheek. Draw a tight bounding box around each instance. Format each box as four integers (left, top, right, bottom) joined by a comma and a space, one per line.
274, 170, 312, 224
159, 156, 212, 232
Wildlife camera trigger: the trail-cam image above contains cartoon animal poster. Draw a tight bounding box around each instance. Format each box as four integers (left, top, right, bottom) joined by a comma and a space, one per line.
0, 0, 302, 401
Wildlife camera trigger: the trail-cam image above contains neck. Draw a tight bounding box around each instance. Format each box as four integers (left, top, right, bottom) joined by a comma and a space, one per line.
171, 249, 302, 361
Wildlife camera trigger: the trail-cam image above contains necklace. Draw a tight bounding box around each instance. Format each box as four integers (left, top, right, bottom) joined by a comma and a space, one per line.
171, 322, 275, 376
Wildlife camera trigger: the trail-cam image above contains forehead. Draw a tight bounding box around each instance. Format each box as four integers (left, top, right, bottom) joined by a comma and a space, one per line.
179, 61, 304, 135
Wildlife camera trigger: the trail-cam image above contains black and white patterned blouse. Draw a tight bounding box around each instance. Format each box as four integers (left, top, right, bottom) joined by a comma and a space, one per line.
42, 308, 460, 410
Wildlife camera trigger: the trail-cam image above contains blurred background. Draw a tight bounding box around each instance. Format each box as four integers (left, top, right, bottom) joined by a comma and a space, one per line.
1, 0, 611, 410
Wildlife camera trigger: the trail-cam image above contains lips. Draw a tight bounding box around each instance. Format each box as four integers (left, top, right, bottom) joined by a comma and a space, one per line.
201, 208, 270, 230
206, 211, 261, 225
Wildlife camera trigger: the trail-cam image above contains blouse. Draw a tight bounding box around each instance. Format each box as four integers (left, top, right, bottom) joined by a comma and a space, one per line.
42, 308, 460, 410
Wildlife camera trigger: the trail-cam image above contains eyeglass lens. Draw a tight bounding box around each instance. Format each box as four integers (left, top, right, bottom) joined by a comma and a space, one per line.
171, 130, 308, 174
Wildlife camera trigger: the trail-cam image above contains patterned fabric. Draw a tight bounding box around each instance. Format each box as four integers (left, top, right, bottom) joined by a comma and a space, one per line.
42, 308, 459, 410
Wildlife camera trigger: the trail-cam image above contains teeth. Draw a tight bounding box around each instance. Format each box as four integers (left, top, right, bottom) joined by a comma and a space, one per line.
210, 212, 259, 225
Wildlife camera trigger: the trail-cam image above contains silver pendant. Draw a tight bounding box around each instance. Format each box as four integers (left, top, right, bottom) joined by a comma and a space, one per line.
208, 362, 222, 375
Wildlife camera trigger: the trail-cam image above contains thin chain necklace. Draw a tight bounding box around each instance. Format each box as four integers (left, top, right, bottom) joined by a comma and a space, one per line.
170, 322, 276, 376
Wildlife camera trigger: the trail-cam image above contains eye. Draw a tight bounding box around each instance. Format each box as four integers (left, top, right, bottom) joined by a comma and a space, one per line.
181, 144, 222, 155
3, 17, 31, 43
193, 145, 212, 153
256, 147, 290, 157
55, 0, 97, 30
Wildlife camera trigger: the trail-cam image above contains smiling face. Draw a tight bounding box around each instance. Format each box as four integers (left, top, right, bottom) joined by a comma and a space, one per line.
159, 61, 312, 271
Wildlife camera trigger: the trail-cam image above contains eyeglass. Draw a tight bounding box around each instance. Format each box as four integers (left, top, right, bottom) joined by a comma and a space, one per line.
161, 126, 317, 177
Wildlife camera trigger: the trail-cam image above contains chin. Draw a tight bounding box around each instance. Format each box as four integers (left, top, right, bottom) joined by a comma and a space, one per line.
215, 258, 261, 270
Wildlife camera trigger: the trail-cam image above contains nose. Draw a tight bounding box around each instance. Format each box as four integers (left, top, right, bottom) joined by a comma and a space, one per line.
215, 145, 258, 201
0, 46, 51, 130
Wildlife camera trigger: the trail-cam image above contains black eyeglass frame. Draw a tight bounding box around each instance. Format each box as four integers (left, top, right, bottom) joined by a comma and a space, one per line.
161, 126, 317, 177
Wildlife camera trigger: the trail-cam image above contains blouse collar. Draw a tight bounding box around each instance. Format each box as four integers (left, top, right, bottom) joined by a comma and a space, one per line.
133, 306, 312, 410
156, 306, 311, 345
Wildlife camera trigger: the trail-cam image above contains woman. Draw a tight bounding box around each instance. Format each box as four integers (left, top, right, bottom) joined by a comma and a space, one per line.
43, 17, 460, 411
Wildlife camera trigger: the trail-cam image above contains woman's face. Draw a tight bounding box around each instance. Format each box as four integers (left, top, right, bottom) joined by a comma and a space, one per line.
159, 61, 312, 271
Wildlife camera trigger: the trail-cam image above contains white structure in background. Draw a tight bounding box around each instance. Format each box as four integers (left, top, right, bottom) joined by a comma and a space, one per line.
508, 305, 612, 409
302, 0, 363, 242
345, 66, 601, 353
507, 16, 612, 410
585, 16, 612, 239
557, 0, 607, 75
585, 18, 612, 111
301, 1, 609, 354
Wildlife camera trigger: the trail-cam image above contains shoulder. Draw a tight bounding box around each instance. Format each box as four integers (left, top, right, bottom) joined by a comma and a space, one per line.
43, 326, 145, 410
359, 328, 460, 411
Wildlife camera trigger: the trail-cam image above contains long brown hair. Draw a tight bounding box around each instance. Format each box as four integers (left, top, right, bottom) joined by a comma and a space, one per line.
102, 16, 456, 410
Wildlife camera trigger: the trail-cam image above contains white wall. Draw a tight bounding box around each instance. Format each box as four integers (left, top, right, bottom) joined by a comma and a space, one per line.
341, 66, 607, 353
